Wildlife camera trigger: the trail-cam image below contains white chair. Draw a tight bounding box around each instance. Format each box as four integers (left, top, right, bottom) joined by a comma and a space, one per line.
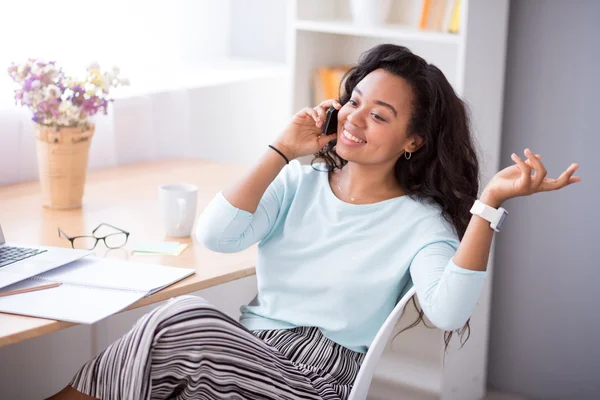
247, 285, 416, 399
347, 285, 417, 400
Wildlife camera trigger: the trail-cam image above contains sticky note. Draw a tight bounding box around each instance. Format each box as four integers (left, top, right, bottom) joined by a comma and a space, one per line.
132, 241, 181, 255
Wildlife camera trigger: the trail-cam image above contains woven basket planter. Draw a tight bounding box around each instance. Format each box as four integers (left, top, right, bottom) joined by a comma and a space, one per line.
34, 124, 95, 209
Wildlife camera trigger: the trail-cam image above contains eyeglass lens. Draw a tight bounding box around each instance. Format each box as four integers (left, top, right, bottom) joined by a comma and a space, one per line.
104, 233, 128, 249
72, 237, 98, 250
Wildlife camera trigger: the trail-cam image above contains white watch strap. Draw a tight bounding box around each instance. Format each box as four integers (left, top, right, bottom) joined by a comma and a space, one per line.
470, 200, 499, 222
470, 199, 507, 232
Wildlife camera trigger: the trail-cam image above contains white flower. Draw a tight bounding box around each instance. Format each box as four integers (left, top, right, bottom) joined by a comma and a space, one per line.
43, 64, 57, 76
30, 80, 41, 90
58, 100, 72, 112
111, 66, 120, 76
119, 77, 130, 86
30, 90, 43, 102
30, 63, 41, 76
44, 84, 61, 99
57, 100, 81, 125
102, 72, 114, 90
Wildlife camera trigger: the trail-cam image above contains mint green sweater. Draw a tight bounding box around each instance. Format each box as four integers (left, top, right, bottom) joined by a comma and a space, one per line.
196, 161, 487, 353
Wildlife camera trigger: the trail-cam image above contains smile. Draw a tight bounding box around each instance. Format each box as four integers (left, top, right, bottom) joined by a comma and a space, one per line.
343, 129, 366, 144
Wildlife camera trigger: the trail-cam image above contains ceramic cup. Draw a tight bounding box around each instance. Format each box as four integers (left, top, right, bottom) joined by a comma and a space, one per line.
159, 183, 198, 237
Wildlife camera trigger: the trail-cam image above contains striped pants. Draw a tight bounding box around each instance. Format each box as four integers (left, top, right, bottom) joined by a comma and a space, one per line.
70, 295, 365, 400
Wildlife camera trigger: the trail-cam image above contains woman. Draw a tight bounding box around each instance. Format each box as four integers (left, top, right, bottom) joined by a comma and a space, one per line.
49, 44, 580, 400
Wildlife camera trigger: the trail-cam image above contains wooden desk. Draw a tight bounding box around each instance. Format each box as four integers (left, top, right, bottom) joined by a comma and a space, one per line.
0, 159, 256, 348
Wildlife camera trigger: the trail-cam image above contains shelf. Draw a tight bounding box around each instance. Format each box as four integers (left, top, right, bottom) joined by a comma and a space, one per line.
295, 19, 461, 45
113, 58, 289, 99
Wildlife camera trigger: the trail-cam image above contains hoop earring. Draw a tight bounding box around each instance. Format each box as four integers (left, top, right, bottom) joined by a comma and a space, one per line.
404, 151, 412, 160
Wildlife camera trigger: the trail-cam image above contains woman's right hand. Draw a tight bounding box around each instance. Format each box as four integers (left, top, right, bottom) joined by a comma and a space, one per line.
272, 99, 342, 161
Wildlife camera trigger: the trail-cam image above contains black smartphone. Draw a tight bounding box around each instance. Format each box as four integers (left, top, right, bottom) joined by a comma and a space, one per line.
322, 106, 339, 135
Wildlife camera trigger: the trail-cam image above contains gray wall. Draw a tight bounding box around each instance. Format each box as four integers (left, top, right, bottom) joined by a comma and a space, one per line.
488, 1, 599, 399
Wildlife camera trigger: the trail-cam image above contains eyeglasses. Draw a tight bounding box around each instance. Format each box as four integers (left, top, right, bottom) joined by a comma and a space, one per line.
58, 223, 130, 250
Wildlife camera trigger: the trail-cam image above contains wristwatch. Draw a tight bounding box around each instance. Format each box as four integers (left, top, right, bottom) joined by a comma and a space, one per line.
470, 200, 508, 232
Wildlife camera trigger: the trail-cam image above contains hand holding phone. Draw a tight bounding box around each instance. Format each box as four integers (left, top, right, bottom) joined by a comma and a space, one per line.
272, 100, 340, 161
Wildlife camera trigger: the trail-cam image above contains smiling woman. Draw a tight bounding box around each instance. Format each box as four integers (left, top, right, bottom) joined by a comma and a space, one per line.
48, 42, 579, 400
313, 44, 480, 347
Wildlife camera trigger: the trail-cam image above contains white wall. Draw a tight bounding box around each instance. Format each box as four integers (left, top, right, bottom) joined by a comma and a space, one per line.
229, 0, 288, 64
0, 0, 231, 77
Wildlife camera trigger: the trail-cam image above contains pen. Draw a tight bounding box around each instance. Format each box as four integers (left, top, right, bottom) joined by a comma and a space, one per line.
0, 282, 62, 297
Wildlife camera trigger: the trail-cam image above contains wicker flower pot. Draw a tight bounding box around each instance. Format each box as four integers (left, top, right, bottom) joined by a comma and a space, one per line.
34, 124, 95, 209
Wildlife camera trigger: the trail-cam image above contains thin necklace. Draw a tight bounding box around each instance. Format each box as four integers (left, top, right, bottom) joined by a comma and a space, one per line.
335, 180, 398, 203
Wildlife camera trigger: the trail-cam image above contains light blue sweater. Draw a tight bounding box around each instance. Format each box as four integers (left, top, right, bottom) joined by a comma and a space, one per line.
196, 161, 487, 353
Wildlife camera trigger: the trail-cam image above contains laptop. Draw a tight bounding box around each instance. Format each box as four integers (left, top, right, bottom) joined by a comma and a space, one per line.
0, 224, 91, 290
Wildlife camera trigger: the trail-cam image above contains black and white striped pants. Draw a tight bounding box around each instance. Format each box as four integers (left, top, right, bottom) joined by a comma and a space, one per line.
70, 295, 365, 400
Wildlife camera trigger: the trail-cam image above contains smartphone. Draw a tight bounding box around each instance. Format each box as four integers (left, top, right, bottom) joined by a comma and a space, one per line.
322, 106, 339, 135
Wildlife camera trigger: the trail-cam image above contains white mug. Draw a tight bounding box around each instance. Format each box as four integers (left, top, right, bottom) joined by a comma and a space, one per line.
159, 184, 198, 237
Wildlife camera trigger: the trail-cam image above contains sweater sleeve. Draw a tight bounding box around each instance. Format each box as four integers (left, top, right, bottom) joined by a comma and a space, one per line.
409, 241, 488, 331
194, 165, 289, 254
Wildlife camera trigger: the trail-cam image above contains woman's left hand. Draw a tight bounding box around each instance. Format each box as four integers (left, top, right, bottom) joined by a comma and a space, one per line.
481, 148, 581, 207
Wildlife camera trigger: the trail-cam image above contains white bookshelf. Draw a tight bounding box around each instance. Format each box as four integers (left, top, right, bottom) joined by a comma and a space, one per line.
295, 19, 462, 44
285, 1, 510, 399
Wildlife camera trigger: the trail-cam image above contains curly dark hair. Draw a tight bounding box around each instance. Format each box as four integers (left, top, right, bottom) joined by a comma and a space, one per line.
312, 44, 480, 349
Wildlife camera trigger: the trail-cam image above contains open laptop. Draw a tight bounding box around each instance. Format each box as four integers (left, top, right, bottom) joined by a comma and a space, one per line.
0, 224, 91, 290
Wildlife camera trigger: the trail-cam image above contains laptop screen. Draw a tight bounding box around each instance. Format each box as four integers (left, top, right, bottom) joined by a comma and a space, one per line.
0, 225, 4, 245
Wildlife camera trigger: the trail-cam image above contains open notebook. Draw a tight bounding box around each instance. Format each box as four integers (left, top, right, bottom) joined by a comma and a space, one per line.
0, 257, 195, 324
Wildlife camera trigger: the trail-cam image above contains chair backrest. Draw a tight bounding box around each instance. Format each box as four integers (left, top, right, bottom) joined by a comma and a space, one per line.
347, 285, 417, 400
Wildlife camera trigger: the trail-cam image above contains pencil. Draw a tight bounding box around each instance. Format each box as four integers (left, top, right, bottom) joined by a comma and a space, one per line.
0, 282, 62, 297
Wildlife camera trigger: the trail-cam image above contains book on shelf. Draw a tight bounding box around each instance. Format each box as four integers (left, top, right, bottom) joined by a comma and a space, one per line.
419, 0, 461, 33
447, 0, 461, 33
312, 65, 351, 106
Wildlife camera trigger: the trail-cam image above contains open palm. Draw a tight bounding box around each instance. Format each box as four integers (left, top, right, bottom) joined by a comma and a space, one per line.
485, 148, 581, 203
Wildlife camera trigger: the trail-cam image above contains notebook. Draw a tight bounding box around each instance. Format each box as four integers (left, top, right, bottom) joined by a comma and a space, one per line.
0, 257, 195, 324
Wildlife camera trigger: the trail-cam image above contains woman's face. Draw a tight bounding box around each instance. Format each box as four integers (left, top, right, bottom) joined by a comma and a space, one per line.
335, 69, 421, 165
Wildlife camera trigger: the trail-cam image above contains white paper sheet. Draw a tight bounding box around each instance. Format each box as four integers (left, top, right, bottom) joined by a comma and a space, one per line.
0, 257, 194, 323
